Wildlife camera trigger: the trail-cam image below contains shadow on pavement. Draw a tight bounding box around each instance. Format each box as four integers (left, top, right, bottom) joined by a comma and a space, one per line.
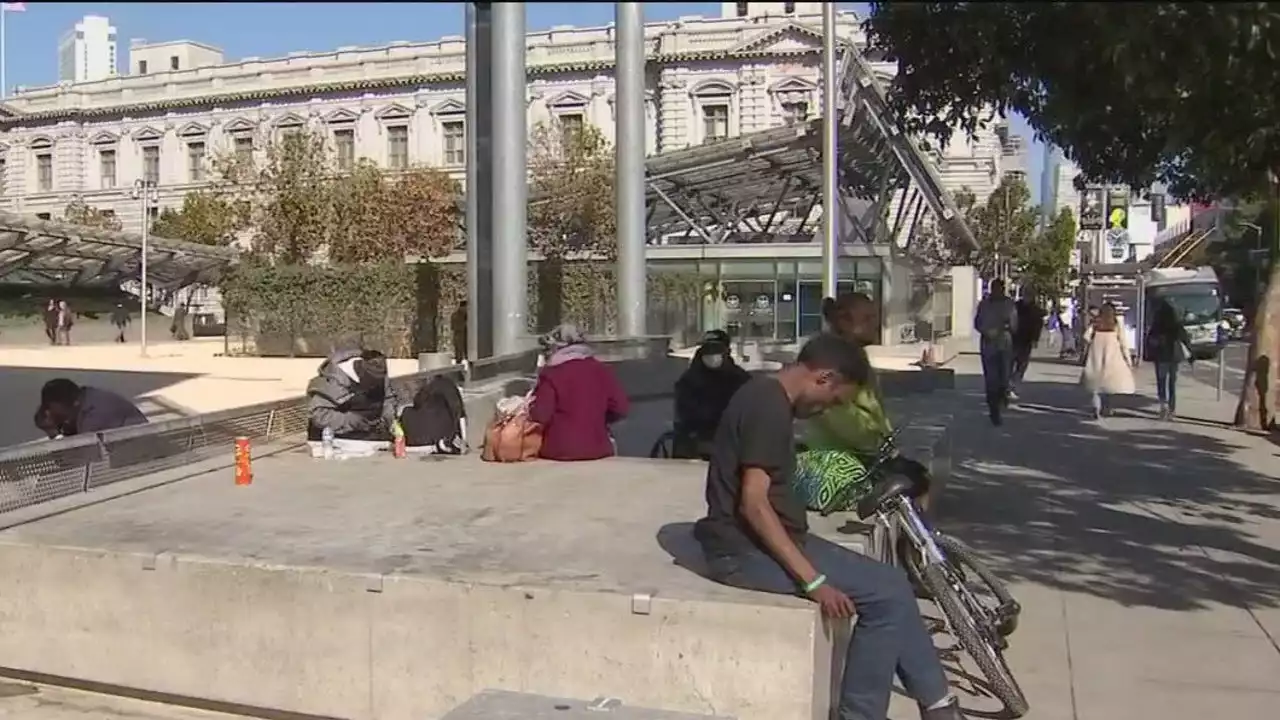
0, 367, 199, 447
941, 366, 1280, 614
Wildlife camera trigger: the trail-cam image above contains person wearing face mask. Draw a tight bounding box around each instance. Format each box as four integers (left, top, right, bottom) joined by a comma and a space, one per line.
306, 348, 396, 442
672, 329, 751, 459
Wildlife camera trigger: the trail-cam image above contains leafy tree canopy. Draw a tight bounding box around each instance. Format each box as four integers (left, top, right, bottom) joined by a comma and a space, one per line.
149, 191, 243, 246
865, 3, 1280, 200
528, 121, 617, 260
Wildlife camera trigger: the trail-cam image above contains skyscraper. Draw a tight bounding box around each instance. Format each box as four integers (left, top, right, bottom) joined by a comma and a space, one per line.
58, 15, 118, 84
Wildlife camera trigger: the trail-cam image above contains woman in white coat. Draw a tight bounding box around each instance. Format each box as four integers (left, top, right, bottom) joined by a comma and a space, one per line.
1081, 303, 1136, 419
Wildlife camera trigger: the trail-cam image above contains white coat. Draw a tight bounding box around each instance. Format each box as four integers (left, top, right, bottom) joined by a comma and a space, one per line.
1080, 326, 1136, 395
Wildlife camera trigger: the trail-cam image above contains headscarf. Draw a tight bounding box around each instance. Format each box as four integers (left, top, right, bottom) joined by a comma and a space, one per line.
539, 323, 593, 367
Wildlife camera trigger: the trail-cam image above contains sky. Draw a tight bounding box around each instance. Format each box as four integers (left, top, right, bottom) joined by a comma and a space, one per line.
0, 2, 1045, 199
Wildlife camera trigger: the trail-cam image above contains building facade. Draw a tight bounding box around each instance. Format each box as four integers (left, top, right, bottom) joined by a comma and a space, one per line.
1, 4, 1006, 342
57, 15, 118, 85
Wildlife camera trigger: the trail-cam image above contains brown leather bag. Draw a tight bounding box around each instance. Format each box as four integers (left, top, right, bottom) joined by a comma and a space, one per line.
481, 409, 543, 462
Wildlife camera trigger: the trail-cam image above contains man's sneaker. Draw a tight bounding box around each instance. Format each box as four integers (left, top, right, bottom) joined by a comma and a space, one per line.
1007, 389, 1020, 402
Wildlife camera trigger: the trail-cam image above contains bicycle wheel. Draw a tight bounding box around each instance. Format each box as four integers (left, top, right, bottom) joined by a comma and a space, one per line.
920, 563, 1029, 718
936, 534, 1021, 637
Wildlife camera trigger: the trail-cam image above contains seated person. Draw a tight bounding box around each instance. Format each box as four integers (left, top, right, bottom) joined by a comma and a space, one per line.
673, 329, 750, 459
694, 333, 963, 720
400, 375, 467, 454
529, 324, 629, 461
796, 294, 932, 515
40, 378, 148, 436
306, 348, 395, 441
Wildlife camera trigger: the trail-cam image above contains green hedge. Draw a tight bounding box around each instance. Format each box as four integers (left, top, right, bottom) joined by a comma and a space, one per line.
222, 260, 703, 358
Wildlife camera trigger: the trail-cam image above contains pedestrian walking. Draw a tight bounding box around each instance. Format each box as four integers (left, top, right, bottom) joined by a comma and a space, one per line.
1145, 299, 1194, 420
42, 299, 59, 345
974, 278, 1018, 426
55, 300, 74, 346
1080, 303, 1135, 420
1009, 296, 1044, 399
110, 302, 130, 343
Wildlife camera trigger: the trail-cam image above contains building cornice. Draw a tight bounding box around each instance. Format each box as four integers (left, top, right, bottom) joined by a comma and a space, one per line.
0, 47, 822, 128
1, 13, 861, 129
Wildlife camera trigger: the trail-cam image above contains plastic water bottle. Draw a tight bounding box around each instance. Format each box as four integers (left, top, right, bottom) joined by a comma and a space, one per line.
321, 427, 335, 460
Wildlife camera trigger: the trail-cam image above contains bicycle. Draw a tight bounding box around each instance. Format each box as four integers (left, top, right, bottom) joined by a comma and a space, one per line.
832, 428, 1029, 718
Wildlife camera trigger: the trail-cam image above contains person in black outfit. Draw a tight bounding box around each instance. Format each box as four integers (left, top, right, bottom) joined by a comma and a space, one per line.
672, 329, 750, 459
1146, 299, 1193, 420
694, 333, 964, 720
1009, 296, 1045, 399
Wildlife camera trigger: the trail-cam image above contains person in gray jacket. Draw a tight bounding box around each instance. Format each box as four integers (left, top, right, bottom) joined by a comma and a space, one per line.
973, 278, 1018, 426
306, 348, 396, 441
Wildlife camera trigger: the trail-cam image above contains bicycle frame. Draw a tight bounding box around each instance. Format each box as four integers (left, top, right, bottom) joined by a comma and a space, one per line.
883, 496, 947, 566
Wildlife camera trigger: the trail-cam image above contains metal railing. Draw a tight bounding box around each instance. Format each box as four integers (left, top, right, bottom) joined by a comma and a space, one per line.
0, 336, 673, 518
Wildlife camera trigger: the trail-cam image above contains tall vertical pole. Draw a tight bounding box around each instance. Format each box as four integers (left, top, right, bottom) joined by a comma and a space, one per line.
616, 2, 646, 337
490, 3, 528, 355
820, 2, 839, 300
465, 3, 495, 360
139, 188, 149, 358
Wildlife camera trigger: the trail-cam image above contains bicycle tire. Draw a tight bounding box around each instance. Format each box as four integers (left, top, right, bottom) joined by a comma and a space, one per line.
935, 534, 1021, 637
649, 431, 674, 459
920, 563, 1029, 718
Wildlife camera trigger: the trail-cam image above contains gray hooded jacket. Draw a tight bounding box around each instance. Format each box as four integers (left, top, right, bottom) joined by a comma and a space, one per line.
306, 348, 396, 436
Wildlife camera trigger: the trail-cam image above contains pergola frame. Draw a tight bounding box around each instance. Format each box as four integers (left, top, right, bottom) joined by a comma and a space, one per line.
640, 42, 976, 252
0, 210, 235, 289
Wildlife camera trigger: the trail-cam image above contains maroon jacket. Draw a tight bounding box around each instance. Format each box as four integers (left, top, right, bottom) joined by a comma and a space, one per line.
529, 357, 629, 461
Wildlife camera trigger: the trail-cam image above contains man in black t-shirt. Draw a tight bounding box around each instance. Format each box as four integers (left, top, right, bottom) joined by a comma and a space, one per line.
694, 333, 962, 720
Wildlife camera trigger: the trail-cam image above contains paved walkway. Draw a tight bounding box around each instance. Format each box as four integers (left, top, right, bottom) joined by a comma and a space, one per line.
895, 352, 1280, 718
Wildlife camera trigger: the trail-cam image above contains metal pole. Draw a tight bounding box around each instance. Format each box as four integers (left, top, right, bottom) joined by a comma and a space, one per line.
616, 1, 647, 337
465, 3, 480, 361
133, 179, 151, 358
820, 2, 839, 299
490, 2, 528, 355
1134, 275, 1145, 364
1216, 346, 1225, 401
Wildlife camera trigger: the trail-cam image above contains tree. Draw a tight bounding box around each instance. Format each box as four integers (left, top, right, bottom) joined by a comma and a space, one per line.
527, 121, 617, 330
148, 191, 244, 246
215, 131, 335, 262
1019, 207, 1077, 301
61, 198, 123, 231
528, 121, 616, 259
970, 175, 1038, 279
329, 160, 461, 263
864, 3, 1280, 430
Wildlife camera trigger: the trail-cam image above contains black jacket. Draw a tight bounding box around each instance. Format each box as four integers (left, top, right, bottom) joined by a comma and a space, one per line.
674, 346, 751, 441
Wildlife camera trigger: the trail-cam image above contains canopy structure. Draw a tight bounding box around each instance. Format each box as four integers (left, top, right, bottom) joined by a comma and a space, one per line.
0, 211, 235, 289
642, 43, 975, 250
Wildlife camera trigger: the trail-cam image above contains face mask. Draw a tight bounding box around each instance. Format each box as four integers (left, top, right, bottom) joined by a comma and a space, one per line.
702, 354, 724, 369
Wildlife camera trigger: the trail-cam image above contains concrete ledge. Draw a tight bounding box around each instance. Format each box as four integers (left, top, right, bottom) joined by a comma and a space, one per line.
0, 455, 845, 720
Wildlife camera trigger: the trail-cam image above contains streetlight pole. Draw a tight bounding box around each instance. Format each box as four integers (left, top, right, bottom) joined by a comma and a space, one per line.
131, 178, 159, 358
820, 2, 839, 300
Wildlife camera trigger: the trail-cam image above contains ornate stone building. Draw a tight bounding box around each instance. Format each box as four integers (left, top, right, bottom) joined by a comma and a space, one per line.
0, 3, 1014, 341
0, 5, 1008, 226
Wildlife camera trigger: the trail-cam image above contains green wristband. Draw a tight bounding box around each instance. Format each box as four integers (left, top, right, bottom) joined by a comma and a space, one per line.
802, 574, 827, 594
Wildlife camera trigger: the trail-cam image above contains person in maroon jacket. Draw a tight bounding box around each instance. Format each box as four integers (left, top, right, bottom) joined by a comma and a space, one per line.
529, 324, 629, 461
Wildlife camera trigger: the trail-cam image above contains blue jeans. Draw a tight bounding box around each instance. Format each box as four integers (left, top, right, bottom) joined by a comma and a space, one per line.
1154, 361, 1179, 411
705, 537, 950, 720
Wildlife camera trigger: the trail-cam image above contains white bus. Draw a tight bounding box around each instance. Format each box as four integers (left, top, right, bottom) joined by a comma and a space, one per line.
1142, 266, 1224, 358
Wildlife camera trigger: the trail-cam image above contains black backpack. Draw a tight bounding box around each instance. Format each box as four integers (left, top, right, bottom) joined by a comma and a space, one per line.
400, 376, 466, 453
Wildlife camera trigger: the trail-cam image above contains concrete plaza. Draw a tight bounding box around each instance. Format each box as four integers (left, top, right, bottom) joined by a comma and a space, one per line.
894, 352, 1280, 719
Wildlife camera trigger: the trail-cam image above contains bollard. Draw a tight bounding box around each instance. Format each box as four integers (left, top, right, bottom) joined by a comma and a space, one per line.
234, 437, 253, 485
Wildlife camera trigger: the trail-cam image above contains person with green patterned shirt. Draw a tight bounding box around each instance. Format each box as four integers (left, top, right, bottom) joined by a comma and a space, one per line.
793, 293, 933, 515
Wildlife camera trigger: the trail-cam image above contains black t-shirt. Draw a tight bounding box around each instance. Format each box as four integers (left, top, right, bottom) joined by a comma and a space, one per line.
694, 375, 808, 557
